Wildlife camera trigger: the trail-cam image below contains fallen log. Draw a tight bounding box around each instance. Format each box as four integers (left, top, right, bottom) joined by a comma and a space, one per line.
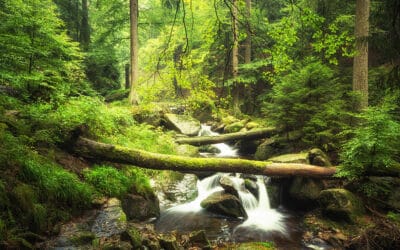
74, 137, 337, 177
175, 127, 278, 146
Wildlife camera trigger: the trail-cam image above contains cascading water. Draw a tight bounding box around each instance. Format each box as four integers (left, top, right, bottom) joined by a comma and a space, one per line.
155, 125, 287, 242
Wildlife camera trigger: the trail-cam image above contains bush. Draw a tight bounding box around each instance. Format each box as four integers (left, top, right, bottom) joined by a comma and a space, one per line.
263, 60, 350, 150
337, 105, 400, 179
84, 165, 133, 198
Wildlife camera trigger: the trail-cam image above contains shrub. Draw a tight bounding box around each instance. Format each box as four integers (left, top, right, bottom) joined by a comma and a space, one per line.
337, 105, 400, 179
263, 60, 349, 150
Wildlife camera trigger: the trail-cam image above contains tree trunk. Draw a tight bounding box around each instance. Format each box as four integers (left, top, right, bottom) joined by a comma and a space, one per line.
232, 0, 240, 115
128, 0, 139, 105
125, 64, 130, 89
176, 127, 278, 146
73, 137, 337, 177
80, 0, 90, 51
353, 0, 370, 109
244, 0, 251, 64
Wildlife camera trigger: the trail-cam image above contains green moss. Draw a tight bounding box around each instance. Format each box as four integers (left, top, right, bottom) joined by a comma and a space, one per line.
268, 152, 309, 164
70, 231, 95, 245
124, 228, 142, 248
236, 242, 275, 250
224, 121, 245, 133
12, 184, 36, 212
32, 204, 47, 233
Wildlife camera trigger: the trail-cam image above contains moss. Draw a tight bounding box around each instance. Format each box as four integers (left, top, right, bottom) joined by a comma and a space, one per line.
124, 228, 142, 248
32, 204, 47, 233
268, 153, 309, 164
224, 121, 245, 133
118, 212, 127, 223
12, 184, 36, 212
70, 231, 95, 245
235, 242, 275, 250
245, 121, 260, 130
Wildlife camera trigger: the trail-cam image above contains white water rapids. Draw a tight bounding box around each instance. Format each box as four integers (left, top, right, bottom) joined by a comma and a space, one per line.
163, 125, 287, 235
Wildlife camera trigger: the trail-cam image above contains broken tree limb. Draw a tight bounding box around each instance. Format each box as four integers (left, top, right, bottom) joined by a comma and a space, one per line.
175, 127, 279, 146
74, 137, 337, 177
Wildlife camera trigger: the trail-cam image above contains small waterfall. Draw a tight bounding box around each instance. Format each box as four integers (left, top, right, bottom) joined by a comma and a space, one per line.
162, 125, 286, 235
198, 125, 238, 157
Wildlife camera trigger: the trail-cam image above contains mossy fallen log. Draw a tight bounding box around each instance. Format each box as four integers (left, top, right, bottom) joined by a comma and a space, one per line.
74, 137, 337, 177
175, 127, 278, 146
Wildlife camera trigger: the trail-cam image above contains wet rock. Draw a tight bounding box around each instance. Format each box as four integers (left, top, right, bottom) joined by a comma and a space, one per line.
92, 198, 127, 237
189, 230, 211, 249
200, 191, 247, 219
176, 144, 199, 157
163, 113, 201, 136
235, 139, 261, 155
158, 234, 179, 250
121, 194, 160, 221
121, 227, 142, 249
319, 188, 364, 223
244, 179, 258, 200
219, 176, 239, 197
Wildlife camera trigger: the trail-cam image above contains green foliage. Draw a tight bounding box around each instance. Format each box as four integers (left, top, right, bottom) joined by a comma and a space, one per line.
84, 165, 132, 198
0, 0, 88, 102
337, 104, 400, 179
387, 212, 400, 224
264, 60, 349, 150
124, 167, 153, 198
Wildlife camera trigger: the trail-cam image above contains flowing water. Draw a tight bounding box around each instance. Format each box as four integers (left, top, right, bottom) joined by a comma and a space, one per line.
154, 125, 309, 248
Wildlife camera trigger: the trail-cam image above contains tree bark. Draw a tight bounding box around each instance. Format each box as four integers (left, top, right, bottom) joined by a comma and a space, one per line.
128, 0, 139, 105
353, 0, 370, 109
232, 0, 240, 115
80, 0, 90, 51
244, 0, 252, 64
175, 127, 278, 146
73, 137, 337, 177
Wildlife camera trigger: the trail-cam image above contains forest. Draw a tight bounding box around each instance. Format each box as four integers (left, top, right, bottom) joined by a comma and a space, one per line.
1, 0, 400, 249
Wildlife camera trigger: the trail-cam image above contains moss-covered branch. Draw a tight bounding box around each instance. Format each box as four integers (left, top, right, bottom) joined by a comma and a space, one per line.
74, 137, 337, 177
175, 127, 278, 146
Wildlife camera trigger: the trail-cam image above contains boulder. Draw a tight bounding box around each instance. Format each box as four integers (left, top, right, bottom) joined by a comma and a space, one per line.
189, 230, 211, 249
219, 176, 239, 197
287, 177, 325, 210
319, 189, 364, 223
244, 179, 259, 200
121, 194, 160, 221
92, 198, 127, 237
308, 148, 332, 166
163, 113, 201, 136
268, 152, 309, 164
200, 191, 247, 219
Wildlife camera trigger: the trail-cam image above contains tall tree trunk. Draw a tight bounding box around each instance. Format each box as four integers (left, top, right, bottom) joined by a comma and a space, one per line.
80, 0, 90, 51
353, 0, 370, 109
232, 0, 240, 114
244, 0, 252, 64
128, 0, 139, 105
125, 64, 130, 89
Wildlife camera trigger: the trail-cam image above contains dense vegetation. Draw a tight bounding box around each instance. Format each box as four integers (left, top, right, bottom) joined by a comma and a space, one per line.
1, 0, 400, 248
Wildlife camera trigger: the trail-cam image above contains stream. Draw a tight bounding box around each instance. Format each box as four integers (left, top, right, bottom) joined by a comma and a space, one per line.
152, 125, 321, 249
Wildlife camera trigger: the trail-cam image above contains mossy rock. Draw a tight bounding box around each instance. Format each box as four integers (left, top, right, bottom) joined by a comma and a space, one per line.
245, 121, 260, 130
287, 177, 325, 210
158, 234, 179, 250
163, 113, 201, 136
235, 242, 275, 250
224, 121, 246, 133
122, 227, 142, 249
200, 191, 247, 219
308, 148, 332, 166
176, 144, 199, 157
268, 152, 309, 164
319, 189, 364, 223
221, 115, 239, 126
69, 231, 95, 245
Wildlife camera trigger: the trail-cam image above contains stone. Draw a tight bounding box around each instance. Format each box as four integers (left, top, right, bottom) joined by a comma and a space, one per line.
308, 148, 332, 166
163, 113, 201, 136
224, 121, 246, 133
244, 179, 258, 200
319, 188, 364, 223
92, 198, 127, 237
288, 177, 325, 210
268, 152, 309, 164
219, 176, 239, 197
176, 144, 199, 157
158, 234, 179, 250
200, 191, 247, 219
121, 194, 160, 221
121, 227, 142, 248
189, 230, 210, 248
